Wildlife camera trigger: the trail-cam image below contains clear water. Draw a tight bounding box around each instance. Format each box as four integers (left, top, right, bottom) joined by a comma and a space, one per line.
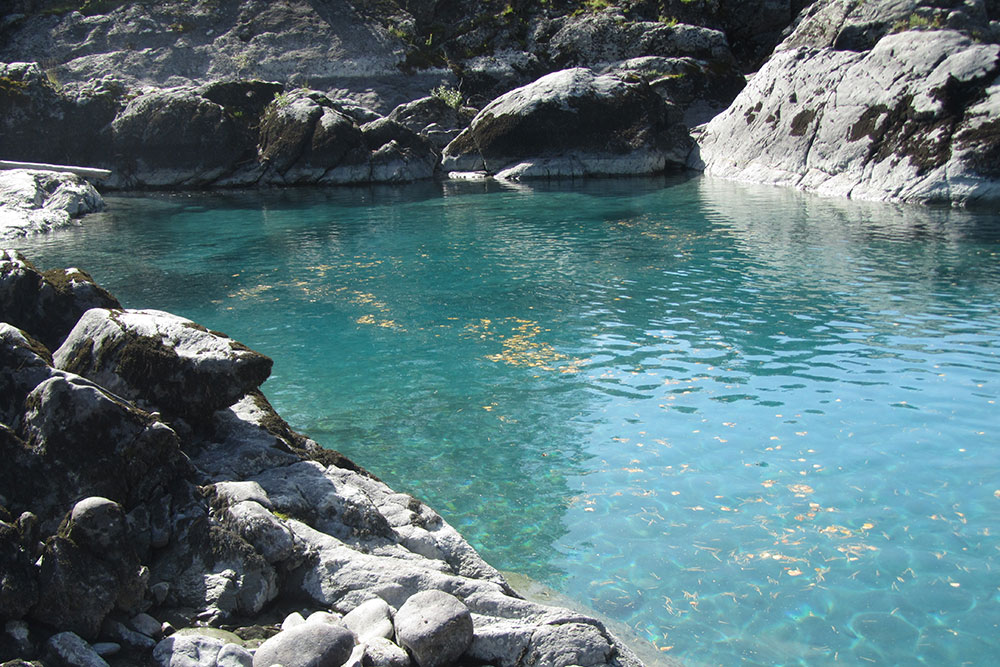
12, 175, 1000, 666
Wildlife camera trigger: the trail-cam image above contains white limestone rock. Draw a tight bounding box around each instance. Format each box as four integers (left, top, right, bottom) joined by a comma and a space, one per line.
692, 28, 1000, 204
0, 169, 103, 241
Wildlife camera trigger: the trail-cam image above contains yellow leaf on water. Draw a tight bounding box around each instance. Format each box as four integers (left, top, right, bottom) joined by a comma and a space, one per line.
994, 490, 1000, 498
862, 522, 875, 530
762, 480, 776, 488
787, 569, 803, 576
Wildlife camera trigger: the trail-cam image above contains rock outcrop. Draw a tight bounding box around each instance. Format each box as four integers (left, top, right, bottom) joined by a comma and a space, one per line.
0, 168, 105, 241
442, 67, 691, 179
0, 248, 644, 667
691, 0, 1000, 204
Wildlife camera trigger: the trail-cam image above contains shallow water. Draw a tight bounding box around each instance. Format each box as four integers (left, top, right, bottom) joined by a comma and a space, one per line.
14, 175, 1000, 665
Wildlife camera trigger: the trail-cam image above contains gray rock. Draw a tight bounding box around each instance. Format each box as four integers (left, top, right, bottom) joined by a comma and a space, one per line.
281, 612, 306, 631
251, 621, 356, 667
216, 643, 253, 667
4, 619, 33, 657
442, 68, 691, 178
693, 29, 1000, 205
128, 612, 162, 639
18, 371, 189, 527
0, 249, 120, 351
522, 622, 612, 667
111, 86, 252, 189
393, 590, 473, 667
53, 308, 273, 421
100, 619, 157, 651
149, 518, 278, 622
30, 530, 140, 640
224, 500, 296, 564
90, 643, 120, 657
152, 634, 225, 667
343, 599, 394, 642
45, 632, 110, 667
362, 637, 410, 667
68, 497, 128, 552
387, 96, 476, 150
361, 118, 439, 183
258, 89, 370, 185
213, 481, 273, 509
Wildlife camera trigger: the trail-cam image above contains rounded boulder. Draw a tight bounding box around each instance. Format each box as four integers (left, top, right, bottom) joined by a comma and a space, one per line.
252, 621, 355, 667
393, 590, 473, 667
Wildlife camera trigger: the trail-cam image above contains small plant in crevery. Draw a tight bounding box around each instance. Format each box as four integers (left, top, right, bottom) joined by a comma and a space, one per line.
272, 90, 291, 108
431, 84, 463, 109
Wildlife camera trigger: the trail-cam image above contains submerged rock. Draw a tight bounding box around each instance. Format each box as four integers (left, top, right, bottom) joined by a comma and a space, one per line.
442, 67, 691, 179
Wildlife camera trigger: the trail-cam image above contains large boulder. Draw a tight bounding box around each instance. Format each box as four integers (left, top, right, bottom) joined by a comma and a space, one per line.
0, 62, 121, 168
388, 96, 478, 150
0, 250, 121, 351
30, 498, 145, 640
692, 27, 1000, 204
19, 372, 189, 526
53, 308, 273, 422
442, 67, 691, 178
257, 89, 371, 184
251, 620, 355, 667
110, 86, 252, 188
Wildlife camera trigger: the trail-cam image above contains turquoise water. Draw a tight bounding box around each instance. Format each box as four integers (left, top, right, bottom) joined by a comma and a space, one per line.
13, 175, 1000, 665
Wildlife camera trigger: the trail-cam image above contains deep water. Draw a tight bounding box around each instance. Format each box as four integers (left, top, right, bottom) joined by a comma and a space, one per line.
14, 175, 1000, 666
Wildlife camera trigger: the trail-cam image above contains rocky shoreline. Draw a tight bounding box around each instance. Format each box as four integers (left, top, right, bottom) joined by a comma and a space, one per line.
1, 249, 650, 667
0, 0, 998, 209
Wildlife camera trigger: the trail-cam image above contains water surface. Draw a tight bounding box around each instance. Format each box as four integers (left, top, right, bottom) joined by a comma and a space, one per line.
14, 175, 1000, 665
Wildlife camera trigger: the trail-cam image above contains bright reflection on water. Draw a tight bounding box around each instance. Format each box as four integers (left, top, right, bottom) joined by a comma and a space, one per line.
14, 175, 1000, 666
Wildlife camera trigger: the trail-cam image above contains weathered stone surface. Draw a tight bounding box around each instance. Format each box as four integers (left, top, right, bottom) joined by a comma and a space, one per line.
393, 590, 473, 667
223, 500, 297, 564
150, 518, 278, 622
362, 637, 411, 667
0, 517, 38, 620
0, 322, 52, 426
45, 632, 110, 667
110, 86, 252, 189
693, 28, 1000, 204
342, 598, 394, 643
215, 643, 253, 667
152, 633, 225, 667
361, 118, 439, 182
251, 621, 355, 667
542, 10, 734, 68
522, 622, 613, 667
442, 67, 691, 178
257, 90, 370, 185
53, 308, 272, 420
0, 170, 104, 241
388, 96, 477, 150
0, 250, 120, 351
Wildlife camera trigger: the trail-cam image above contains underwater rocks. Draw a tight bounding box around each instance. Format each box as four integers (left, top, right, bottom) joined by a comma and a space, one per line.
442, 67, 692, 179
0, 248, 644, 667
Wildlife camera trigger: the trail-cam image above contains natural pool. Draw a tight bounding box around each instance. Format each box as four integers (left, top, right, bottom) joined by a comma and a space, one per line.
13, 175, 1000, 665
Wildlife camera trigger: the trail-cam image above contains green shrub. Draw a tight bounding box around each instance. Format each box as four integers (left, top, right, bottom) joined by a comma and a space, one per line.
431, 84, 463, 109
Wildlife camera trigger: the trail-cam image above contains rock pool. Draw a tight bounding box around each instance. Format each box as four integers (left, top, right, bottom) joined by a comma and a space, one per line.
13, 175, 1000, 665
